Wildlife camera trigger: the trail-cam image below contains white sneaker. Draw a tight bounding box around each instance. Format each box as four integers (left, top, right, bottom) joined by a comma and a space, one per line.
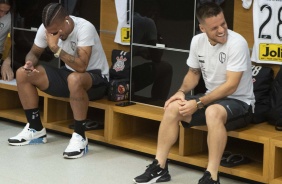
8, 123, 47, 146
63, 132, 88, 159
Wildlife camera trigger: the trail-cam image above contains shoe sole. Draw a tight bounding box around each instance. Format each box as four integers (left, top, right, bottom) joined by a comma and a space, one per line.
133, 176, 162, 184
133, 173, 171, 184
63, 145, 88, 159
8, 137, 47, 146
133, 177, 159, 184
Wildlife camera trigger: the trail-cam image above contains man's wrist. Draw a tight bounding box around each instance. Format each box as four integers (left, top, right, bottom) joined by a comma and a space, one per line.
54, 47, 62, 58
2, 61, 11, 66
195, 98, 204, 109
178, 89, 185, 94
51, 46, 60, 53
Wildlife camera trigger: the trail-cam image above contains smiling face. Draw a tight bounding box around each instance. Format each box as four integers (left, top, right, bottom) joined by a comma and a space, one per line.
0, 3, 10, 18
199, 12, 228, 45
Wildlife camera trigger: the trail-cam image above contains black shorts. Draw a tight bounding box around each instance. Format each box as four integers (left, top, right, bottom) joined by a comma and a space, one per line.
42, 64, 108, 101
181, 94, 253, 131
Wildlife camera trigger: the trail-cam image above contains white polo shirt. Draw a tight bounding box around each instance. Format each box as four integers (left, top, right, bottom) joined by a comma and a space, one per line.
34, 16, 109, 80
187, 29, 255, 106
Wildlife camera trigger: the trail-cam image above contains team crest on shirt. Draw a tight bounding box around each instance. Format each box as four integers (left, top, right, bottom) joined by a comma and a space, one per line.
71, 41, 76, 51
113, 55, 127, 72
0, 23, 4, 30
219, 52, 226, 64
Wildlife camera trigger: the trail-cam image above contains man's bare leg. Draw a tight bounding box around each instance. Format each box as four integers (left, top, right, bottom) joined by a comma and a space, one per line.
16, 66, 49, 109
206, 105, 228, 180
156, 101, 191, 168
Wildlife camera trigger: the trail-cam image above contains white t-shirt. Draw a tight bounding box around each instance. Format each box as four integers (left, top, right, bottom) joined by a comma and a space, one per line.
0, 12, 11, 55
187, 29, 255, 106
251, 0, 282, 64
34, 16, 109, 80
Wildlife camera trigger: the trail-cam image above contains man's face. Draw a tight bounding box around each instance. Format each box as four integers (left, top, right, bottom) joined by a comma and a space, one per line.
0, 4, 10, 18
46, 19, 69, 41
199, 12, 228, 45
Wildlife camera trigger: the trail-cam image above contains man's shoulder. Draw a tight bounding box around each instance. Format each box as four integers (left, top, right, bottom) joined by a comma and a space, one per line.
192, 33, 206, 43
227, 30, 247, 42
227, 30, 249, 48
72, 16, 96, 31
0, 12, 11, 23
72, 16, 92, 25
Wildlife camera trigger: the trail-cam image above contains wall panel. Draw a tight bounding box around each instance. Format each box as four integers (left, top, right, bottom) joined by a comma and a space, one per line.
100, 0, 130, 65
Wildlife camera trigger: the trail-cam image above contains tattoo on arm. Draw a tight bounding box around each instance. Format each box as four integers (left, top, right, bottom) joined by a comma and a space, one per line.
77, 47, 89, 66
69, 55, 75, 63
190, 67, 201, 75
67, 47, 89, 65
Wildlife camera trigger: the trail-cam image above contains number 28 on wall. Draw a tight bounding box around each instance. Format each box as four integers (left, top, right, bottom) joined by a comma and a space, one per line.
258, 4, 282, 40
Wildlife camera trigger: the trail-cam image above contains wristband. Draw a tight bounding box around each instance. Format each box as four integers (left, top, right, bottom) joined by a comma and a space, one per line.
54, 47, 62, 58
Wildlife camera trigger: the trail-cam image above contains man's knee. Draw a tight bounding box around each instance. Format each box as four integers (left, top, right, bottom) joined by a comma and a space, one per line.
205, 105, 227, 126
165, 100, 181, 112
67, 73, 82, 86
16, 67, 27, 82
164, 100, 187, 121
67, 73, 90, 92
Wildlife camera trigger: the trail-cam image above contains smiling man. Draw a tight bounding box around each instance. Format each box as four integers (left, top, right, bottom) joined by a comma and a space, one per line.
8, 3, 109, 159
133, 2, 255, 184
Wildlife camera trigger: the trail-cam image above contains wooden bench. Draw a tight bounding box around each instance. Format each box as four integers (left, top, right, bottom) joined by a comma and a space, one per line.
1, 80, 282, 183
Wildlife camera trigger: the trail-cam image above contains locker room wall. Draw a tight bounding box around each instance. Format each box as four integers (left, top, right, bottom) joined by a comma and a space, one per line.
233, 0, 254, 47
101, 0, 253, 62
100, 0, 280, 74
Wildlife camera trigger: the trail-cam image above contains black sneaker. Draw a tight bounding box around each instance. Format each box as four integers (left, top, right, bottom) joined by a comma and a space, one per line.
198, 171, 220, 184
133, 159, 171, 184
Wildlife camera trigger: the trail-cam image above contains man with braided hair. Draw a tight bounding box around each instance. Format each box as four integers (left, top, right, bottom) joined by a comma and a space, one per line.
8, 3, 109, 159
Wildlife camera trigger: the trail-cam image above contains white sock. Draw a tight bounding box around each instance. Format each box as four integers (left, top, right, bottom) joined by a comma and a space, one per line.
242, 0, 253, 9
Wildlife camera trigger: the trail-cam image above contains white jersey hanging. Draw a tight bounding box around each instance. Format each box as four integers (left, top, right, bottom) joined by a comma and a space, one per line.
114, 0, 130, 45
251, 0, 282, 64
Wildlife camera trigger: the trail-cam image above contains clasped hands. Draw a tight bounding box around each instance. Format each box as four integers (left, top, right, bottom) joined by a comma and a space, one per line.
164, 92, 197, 117
178, 99, 198, 117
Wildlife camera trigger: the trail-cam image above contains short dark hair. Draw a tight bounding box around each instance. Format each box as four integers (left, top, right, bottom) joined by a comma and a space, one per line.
0, 0, 12, 5
42, 3, 69, 27
196, 2, 223, 24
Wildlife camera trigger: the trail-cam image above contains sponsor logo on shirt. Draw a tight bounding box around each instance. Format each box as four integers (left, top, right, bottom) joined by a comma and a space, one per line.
0, 23, 4, 30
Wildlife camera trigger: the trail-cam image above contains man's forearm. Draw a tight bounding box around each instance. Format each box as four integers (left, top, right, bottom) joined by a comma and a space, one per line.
179, 68, 201, 94
25, 51, 39, 66
59, 48, 88, 73
3, 58, 11, 65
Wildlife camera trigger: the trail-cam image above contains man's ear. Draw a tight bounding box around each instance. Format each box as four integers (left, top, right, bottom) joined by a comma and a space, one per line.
199, 24, 205, 33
